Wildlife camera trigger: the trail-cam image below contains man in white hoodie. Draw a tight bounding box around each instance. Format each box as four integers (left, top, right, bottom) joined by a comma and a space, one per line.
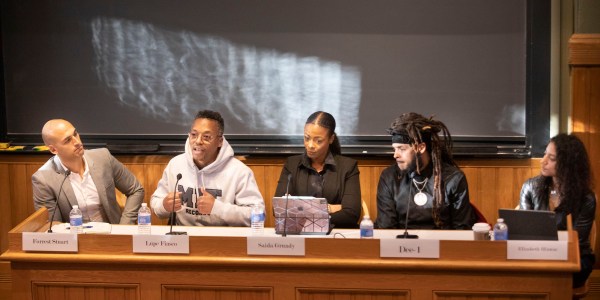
151, 110, 264, 226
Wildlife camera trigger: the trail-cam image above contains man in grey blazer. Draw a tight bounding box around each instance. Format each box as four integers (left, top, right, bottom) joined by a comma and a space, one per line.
32, 119, 144, 225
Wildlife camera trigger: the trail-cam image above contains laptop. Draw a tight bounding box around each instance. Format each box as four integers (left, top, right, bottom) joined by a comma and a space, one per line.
498, 209, 558, 240
272, 196, 331, 235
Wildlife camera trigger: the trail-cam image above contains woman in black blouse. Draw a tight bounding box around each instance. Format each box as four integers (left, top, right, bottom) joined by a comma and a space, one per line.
274, 111, 361, 229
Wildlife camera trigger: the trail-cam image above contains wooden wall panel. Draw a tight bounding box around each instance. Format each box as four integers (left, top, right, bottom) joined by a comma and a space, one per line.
0, 262, 10, 300
0, 164, 11, 253
570, 34, 600, 266
31, 282, 139, 300
143, 163, 168, 225
0, 181, 11, 300
0, 154, 542, 254
432, 291, 547, 300
162, 285, 272, 300
297, 288, 409, 300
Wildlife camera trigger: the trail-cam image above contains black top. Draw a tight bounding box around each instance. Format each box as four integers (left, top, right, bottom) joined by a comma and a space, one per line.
519, 176, 596, 256
274, 153, 361, 229
375, 162, 476, 229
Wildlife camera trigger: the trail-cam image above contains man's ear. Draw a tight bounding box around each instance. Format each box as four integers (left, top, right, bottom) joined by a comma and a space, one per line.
416, 142, 427, 154
48, 145, 58, 155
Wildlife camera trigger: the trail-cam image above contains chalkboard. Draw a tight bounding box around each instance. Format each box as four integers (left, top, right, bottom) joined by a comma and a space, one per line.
0, 0, 550, 156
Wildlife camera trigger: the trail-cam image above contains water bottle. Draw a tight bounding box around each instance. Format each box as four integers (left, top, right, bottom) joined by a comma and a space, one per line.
137, 203, 152, 235
69, 205, 83, 234
360, 215, 374, 239
250, 202, 265, 235
493, 218, 508, 241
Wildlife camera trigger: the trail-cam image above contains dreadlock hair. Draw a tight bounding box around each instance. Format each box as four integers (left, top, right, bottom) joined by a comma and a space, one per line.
534, 133, 593, 217
388, 112, 456, 227
305, 111, 342, 155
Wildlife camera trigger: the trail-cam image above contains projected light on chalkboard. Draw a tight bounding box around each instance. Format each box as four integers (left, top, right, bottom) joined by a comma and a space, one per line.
91, 18, 361, 134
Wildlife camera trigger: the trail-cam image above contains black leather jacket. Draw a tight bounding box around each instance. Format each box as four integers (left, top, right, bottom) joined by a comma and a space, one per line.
375, 162, 476, 229
519, 176, 596, 255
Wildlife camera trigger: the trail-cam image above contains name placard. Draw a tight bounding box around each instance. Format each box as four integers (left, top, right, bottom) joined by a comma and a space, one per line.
22, 232, 78, 252
133, 235, 190, 254
507, 240, 568, 260
247, 236, 305, 256
380, 239, 440, 258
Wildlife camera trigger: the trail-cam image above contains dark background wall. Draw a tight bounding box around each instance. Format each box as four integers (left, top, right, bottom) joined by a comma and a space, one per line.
0, 0, 551, 156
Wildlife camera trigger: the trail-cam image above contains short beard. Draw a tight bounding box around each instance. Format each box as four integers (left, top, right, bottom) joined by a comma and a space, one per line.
399, 153, 421, 178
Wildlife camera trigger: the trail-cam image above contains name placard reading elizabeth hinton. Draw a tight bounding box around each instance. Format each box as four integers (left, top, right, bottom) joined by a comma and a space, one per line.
507, 240, 567, 260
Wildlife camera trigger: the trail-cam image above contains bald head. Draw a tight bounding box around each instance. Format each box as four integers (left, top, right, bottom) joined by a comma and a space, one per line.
41, 119, 74, 146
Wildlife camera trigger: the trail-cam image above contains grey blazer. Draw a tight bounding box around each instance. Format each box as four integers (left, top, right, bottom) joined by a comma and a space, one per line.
32, 148, 144, 224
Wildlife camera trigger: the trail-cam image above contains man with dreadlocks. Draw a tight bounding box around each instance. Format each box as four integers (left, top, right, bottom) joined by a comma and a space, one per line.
375, 112, 477, 229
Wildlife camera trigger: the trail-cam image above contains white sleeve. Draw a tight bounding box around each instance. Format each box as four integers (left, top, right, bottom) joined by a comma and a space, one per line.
150, 163, 173, 219
210, 166, 264, 227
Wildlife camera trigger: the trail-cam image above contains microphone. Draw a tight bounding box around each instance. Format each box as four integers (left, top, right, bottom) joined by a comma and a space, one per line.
282, 173, 292, 237
166, 173, 187, 235
397, 171, 418, 239
47, 170, 71, 233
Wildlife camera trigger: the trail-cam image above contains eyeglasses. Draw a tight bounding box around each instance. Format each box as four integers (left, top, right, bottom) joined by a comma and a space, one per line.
189, 132, 221, 143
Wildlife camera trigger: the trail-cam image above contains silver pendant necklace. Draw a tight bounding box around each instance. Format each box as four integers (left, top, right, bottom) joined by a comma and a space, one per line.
412, 178, 428, 206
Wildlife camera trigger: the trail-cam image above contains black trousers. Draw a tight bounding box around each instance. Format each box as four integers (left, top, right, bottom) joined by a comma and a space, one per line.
573, 253, 596, 288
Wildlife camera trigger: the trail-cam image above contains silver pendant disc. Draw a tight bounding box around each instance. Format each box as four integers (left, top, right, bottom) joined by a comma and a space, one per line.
414, 192, 427, 206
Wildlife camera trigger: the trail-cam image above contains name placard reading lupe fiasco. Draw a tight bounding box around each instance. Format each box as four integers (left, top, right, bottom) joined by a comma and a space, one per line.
507, 240, 567, 260
247, 236, 305, 256
380, 239, 440, 258
22, 232, 78, 252
133, 235, 190, 254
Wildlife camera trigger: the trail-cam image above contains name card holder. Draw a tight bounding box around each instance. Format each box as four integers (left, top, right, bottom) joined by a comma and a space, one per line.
22, 232, 78, 252
133, 235, 190, 254
247, 236, 306, 256
507, 240, 568, 260
380, 239, 440, 258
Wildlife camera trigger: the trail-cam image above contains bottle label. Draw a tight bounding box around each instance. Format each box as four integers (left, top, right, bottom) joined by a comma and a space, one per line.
251, 212, 265, 223
495, 231, 508, 240
70, 217, 82, 227
138, 214, 151, 225
360, 228, 373, 238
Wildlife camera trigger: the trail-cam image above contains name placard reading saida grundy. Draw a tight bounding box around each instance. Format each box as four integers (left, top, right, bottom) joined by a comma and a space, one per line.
247, 236, 306, 256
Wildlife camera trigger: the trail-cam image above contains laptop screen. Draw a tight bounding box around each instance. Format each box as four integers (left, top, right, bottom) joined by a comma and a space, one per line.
272, 196, 330, 235
498, 209, 558, 241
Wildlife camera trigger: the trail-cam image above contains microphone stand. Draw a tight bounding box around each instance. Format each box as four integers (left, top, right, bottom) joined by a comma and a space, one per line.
48, 170, 71, 233
397, 171, 418, 239
282, 174, 291, 237
166, 173, 187, 235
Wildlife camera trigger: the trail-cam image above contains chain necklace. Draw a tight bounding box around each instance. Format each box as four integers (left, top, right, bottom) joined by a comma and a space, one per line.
412, 178, 428, 206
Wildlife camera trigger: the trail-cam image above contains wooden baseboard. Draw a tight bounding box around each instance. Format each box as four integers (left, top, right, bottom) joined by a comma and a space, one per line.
0, 262, 11, 300
1, 259, 599, 299
586, 269, 600, 299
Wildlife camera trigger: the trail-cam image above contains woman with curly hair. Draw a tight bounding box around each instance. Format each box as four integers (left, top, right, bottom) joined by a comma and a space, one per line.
519, 133, 596, 288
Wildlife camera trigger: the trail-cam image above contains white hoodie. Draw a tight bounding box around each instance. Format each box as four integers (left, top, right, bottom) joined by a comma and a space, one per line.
151, 137, 263, 226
